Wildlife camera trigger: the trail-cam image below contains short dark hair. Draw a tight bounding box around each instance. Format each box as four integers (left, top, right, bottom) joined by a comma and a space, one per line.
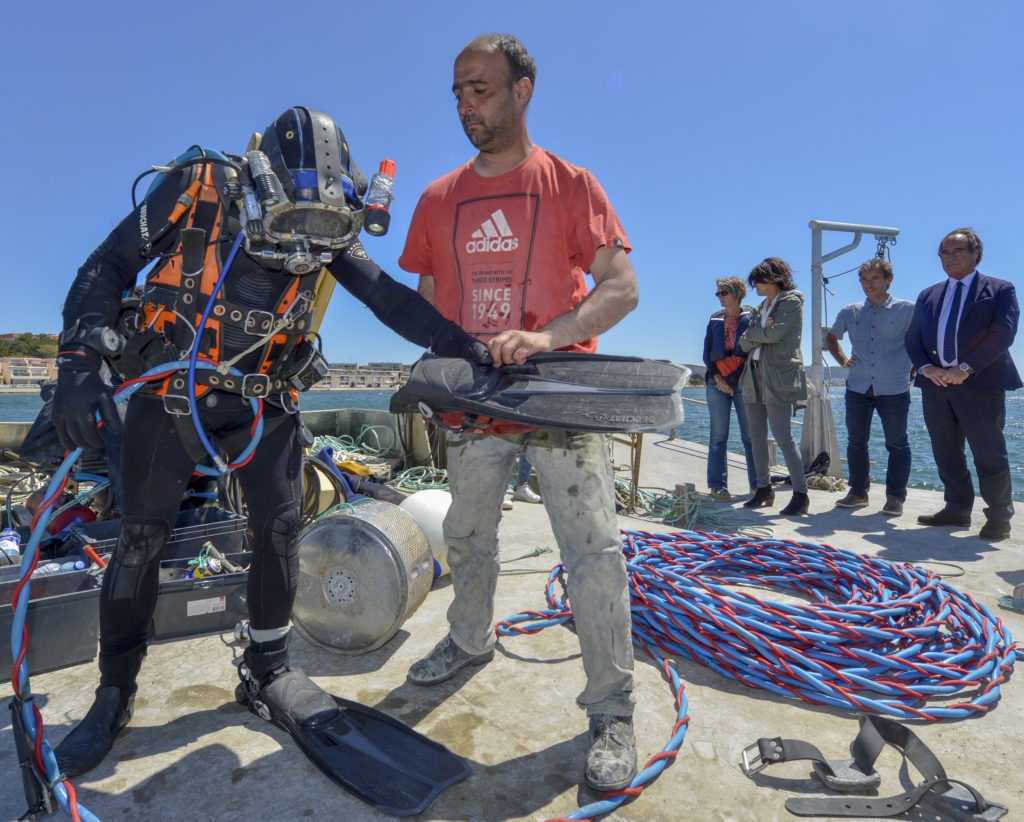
858, 258, 893, 279
747, 257, 797, 291
939, 227, 983, 264
467, 33, 537, 87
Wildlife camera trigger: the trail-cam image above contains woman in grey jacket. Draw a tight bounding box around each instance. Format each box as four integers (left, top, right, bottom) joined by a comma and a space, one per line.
738, 258, 809, 515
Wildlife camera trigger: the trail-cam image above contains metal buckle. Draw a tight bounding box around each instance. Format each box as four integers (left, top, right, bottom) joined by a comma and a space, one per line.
244, 310, 275, 336
162, 394, 191, 416
242, 373, 271, 398
741, 741, 769, 776
279, 391, 298, 414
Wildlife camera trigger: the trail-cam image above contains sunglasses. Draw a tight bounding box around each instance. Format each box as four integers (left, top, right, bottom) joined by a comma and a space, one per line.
715, 290, 730, 297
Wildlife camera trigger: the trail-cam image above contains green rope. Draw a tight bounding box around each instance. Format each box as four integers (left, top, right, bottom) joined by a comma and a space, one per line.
311, 425, 397, 460
613, 476, 750, 531
317, 497, 375, 520
387, 466, 450, 492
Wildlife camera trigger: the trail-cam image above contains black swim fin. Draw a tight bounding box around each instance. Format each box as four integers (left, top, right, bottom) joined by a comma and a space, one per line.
390, 352, 688, 433
235, 668, 469, 817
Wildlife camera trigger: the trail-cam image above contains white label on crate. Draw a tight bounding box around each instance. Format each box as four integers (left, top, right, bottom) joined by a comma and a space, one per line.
187, 595, 227, 617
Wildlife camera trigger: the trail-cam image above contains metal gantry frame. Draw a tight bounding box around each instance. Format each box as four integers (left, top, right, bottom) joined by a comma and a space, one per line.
808, 220, 900, 396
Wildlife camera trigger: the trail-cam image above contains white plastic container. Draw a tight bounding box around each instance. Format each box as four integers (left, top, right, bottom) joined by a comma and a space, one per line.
399, 489, 452, 577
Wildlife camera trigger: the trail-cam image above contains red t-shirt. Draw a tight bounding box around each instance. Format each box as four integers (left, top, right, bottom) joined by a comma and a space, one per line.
399, 146, 631, 353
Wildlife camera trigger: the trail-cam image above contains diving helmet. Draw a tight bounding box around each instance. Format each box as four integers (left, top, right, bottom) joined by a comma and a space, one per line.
241, 106, 368, 274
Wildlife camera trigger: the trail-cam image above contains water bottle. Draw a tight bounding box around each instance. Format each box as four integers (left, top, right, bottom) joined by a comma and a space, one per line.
32, 562, 62, 577
0, 527, 20, 562
363, 160, 395, 237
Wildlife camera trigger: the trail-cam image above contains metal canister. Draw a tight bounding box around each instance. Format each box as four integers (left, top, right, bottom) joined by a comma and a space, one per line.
291, 499, 433, 654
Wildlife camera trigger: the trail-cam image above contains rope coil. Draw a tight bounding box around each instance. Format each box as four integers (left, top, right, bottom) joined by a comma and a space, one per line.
624, 529, 1017, 720
497, 528, 1020, 821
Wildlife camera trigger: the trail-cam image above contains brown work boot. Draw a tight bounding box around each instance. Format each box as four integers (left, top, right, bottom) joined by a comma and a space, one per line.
835, 492, 869, 509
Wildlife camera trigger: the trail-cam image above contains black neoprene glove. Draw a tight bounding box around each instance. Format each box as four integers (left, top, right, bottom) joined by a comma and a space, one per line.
53, 349, 123, 451
431, 322, 493, 365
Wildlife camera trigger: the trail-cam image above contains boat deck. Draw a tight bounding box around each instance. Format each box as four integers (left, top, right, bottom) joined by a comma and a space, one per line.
3, 434, 1022, 821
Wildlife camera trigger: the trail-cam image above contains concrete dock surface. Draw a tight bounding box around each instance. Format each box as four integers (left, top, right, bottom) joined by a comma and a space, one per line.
3, 434, 1022, 821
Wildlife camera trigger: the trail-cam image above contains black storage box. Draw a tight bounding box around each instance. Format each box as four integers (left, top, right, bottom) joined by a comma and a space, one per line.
0, 567, 102, 682
71, 507, 251, 642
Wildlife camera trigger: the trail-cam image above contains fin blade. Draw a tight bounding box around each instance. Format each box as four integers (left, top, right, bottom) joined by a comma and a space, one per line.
391, 353, 687, 433
290, 697, 469, 817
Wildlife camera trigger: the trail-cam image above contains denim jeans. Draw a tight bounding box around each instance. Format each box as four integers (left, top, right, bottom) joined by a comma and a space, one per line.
516, 453, 532, 485
845, 388, 911, 501
706, 380, 757, 491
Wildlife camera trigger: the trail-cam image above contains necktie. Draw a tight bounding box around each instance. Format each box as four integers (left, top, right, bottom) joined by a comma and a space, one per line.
943, 281, 963, 363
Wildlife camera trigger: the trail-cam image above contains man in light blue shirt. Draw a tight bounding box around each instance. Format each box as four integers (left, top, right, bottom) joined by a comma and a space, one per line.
826, 258, 915, 515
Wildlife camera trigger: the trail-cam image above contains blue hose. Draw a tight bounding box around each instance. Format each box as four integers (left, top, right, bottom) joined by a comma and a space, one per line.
498, 528, 1021, 821
187, 231, 245, 472
10, 357, 261, 820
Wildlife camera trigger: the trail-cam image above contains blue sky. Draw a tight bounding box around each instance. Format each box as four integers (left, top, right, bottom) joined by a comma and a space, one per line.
2, 1, 1021, 370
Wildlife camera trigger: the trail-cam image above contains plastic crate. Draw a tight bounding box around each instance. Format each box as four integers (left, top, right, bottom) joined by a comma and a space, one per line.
70, 506, 249, 557
0, 568, 102, 681
71, 507, 251, 642
151, 548, 250, 641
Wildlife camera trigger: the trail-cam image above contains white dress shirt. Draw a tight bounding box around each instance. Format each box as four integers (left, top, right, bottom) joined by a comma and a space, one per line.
936, 270, 976, 366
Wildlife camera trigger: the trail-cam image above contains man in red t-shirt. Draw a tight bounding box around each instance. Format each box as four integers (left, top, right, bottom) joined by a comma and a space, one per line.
398, 33, 641, 792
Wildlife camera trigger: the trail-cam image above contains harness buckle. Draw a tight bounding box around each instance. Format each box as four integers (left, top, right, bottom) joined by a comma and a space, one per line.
242, 373, 271, 398
163, 394, 192, 416
244, 310, 276, 336
740, 740, 771, 776
279, 391, 298, 414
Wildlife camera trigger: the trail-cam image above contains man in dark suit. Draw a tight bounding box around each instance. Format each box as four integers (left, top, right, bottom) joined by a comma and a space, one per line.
905, 227, 1021, 540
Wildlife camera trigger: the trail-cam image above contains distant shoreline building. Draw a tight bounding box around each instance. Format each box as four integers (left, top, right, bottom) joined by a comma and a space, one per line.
0, 356, 57, 388
0, 354, 410, 391
318, 362, 411, 390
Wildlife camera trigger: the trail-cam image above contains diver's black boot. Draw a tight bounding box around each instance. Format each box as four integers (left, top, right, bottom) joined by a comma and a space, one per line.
235, 641, 338, 729
54, 685, 135, 778
234, 639, 471, 816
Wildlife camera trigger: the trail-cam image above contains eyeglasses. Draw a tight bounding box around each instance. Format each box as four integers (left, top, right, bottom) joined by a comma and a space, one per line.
715, 290, 730, 297
938, 248, 972, 258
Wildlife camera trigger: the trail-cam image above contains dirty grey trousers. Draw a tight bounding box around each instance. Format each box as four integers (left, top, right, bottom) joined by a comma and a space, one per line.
442, 428, 635, 717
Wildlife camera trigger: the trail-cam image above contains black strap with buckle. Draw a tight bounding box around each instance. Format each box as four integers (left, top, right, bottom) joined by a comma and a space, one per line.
741, 714, 1007, 821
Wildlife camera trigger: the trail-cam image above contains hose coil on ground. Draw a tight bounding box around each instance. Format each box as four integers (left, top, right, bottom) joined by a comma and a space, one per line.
498, 529, 1021, 821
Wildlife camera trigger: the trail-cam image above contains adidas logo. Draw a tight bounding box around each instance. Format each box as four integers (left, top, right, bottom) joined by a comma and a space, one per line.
466, 208, 519, 253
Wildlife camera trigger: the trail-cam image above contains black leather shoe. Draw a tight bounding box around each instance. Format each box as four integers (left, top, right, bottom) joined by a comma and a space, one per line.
743, 487, 775, 508
780, 491, 809, 516
917, 510, 971, 527
979, 520, 1011, 541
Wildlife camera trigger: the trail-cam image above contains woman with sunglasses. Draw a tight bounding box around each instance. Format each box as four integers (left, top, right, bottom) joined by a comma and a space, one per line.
738, 258, 810, 515
702, 277, 757, 500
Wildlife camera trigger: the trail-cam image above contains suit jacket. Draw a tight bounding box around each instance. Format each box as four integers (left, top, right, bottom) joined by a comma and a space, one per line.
905, 271, 1022, 390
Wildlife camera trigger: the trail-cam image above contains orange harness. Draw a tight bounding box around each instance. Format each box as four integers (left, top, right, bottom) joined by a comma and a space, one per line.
135, 163, 316, 411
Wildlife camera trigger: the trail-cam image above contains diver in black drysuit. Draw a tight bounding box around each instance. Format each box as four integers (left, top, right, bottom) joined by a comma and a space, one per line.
51, 107, 488, 779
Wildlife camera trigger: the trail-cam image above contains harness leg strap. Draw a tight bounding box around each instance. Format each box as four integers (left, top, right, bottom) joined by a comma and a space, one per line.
741, 714, 1007, 820
741, 736, 881, 791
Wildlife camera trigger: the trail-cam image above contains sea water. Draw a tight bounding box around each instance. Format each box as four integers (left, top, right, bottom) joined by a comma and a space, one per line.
673, 387, 1024, 501
1, 387, 1022, 501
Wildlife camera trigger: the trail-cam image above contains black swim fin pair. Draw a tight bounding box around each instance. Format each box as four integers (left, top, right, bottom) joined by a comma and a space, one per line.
235, 668, 468, 817
390, 352, 688, 433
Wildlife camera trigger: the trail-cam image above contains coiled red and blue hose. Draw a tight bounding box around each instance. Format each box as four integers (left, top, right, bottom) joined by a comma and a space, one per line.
497, 528, 1021, 821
